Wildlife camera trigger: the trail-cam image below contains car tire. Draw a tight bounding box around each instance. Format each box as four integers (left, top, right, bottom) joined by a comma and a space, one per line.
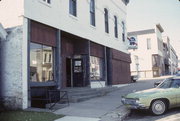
150, 100, 167, 116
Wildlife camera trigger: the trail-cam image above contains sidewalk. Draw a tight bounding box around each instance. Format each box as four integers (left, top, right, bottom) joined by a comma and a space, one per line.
54, 84, 130, 121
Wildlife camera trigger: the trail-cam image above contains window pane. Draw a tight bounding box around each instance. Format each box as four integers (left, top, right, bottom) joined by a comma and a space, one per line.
69, 0, 77, 16
90, 0, 95, 26
30, 43, 54, 82
30, 43, 43, 82
147, 38, 151, 49
114, 16, 118, 38
90, 56, 104, 80
104, 9, 109, 33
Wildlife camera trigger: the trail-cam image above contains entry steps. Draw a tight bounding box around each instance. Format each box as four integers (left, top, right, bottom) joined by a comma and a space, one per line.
61, 86, 120, 103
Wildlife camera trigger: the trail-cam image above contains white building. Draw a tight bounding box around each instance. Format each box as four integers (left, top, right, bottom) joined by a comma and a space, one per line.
128, 24, 165, 78
128, 24, 178, 79
0, 0, 131, 109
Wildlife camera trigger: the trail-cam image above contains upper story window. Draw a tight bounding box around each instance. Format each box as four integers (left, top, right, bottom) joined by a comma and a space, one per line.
122, 21, 125, 41
147, 38, 151, 50
43, 0, 51, 4
90, 0, 96, 26
104, 8, 109, 33
114, 16, 118, 38
69, 0, 77, 17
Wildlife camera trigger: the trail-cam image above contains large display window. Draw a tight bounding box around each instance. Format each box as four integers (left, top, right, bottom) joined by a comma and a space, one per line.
30, 43, 54, 82
90, 56, 104, 81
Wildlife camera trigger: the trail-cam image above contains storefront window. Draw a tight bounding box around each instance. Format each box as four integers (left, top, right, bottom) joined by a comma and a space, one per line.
90, 56, 104, 80
30, 43, 54, 82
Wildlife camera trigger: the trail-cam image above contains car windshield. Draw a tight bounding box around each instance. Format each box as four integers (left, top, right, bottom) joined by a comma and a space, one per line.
157, 78, 180, 88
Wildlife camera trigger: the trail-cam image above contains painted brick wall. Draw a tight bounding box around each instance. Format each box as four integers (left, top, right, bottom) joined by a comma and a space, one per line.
0, 26, 23, 109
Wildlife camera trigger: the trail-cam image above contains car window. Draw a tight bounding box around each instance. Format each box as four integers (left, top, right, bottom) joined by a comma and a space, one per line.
158, 79, 172, 88
158, 78, 180, 88
170, 79, 180, 88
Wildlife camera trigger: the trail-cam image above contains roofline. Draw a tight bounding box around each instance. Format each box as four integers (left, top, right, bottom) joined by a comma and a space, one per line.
128, 29, 155, 36
156, 24, 164, 33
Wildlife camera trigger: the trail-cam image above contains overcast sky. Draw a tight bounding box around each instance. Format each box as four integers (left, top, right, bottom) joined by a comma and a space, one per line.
127, 0, 180, 58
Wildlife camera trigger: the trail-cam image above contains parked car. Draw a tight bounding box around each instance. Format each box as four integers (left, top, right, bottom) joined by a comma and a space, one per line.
121, 76, 180, 115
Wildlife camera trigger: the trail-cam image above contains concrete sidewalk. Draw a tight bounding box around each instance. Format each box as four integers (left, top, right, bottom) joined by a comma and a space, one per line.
54, 85, 130, 121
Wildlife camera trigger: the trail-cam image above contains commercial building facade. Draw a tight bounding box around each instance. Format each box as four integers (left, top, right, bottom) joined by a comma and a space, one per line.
0, 0, 131, 109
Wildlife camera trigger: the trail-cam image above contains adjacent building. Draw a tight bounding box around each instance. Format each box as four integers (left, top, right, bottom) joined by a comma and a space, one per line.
128, 24, 178, 78
0, 0, 131, 109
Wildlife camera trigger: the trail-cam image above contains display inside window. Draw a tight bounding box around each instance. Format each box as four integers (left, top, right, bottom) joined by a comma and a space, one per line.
90, 56, 104, 80
30, 43, 54, 82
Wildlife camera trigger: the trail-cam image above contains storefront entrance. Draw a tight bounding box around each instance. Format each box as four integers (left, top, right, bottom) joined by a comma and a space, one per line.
66, 58, 85, 87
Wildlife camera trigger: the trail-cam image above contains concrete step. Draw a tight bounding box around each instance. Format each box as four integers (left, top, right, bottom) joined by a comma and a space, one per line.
64, 86, 120, 103
69, 92, 103, 103
68, 90, 101, 97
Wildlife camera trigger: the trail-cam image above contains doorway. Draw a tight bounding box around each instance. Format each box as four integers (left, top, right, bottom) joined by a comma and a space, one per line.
66, 58, 85, 87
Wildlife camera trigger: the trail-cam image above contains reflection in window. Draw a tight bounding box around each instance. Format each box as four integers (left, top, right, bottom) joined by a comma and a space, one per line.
90, 56, 104, 80
30, 43, 54, 82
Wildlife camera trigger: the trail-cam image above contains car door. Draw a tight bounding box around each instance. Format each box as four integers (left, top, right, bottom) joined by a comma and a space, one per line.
174, 79, 180, 106
169, 78, 180, 107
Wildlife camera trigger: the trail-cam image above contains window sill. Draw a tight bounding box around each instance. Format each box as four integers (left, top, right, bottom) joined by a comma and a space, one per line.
69, 14, 78, 21
90, 25, 96, 30
105, 32, 110, 37
38, 0, 52, 8
29, 81, 56, 87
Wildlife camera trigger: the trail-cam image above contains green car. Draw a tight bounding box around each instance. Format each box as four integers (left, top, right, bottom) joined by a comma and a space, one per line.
121, 76, 180, 115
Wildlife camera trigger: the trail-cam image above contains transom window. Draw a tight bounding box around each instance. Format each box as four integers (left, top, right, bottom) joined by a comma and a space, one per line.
30, 43, 54, 82
104, 8, 109, 33
90, 0, 96, 26
69, 0, 77, 16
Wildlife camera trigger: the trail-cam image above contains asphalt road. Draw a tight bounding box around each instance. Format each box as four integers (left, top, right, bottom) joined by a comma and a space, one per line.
124, 77, 180, 121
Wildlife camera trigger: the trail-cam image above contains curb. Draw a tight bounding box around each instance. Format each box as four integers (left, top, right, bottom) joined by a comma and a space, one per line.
100, 105, 130, 121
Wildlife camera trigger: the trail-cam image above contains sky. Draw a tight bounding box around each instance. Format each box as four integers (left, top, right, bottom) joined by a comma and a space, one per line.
127, 0, 180, 58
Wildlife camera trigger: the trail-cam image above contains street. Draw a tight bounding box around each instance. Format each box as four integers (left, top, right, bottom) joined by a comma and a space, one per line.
124, 77, 180, 121
54, 77, 174, 121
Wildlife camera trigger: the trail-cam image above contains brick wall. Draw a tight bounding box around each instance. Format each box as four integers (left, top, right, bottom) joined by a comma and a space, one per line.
0, 26, 23, 109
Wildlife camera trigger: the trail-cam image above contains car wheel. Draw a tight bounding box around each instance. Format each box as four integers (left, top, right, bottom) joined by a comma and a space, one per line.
150, 100, 167, 115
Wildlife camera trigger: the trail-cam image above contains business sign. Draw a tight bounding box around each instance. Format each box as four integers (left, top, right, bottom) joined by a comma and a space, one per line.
128, 36, 138, 49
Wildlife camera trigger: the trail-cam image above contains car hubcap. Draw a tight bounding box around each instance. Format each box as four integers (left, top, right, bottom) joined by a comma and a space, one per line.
152, 100, 165, 115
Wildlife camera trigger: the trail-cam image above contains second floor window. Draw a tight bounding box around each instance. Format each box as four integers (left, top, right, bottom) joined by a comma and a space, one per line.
147, 38, 151, 50
104, 8, 109, 33
69, 0, 77, 17
90, 0, 96, 26
43, 0, 51, 4
122, 21, 125, 41
114, 16, 118, 38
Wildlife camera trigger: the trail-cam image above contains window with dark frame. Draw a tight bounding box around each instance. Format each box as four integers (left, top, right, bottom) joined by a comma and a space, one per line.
104, 8, 109, 33
30, 43, 54, 82
90, 0, 96, 26
122, 21, 125, 41
43, 0, 51, 4
69, 0, 77, 17
114, 16, 118, 38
